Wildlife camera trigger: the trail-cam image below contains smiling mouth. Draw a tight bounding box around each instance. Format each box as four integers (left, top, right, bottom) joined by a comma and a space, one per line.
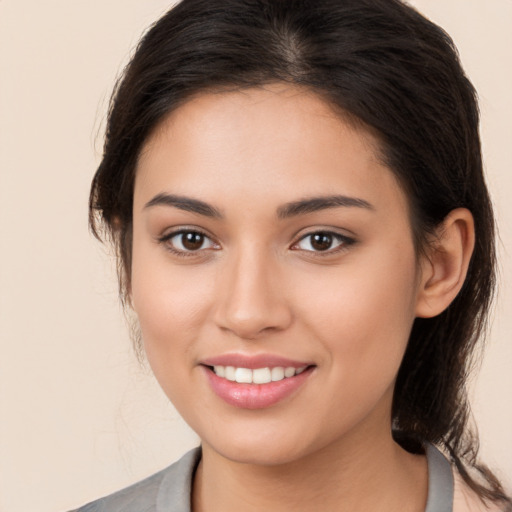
208, 365, 308, 384
202, 363, 315, 409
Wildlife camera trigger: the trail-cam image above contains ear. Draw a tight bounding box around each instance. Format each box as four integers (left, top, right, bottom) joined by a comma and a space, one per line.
415, 208, 475, 318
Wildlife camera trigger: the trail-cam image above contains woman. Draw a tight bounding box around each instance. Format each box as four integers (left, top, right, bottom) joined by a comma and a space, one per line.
73, 0, 511, 510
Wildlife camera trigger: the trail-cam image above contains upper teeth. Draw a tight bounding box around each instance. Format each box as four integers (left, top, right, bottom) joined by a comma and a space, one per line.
213, 365, 306, 384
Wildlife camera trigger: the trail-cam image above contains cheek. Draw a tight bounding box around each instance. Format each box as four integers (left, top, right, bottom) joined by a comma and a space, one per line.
130, 241, 214, 358
130, 254, 217, 410
295, 244, 419, 378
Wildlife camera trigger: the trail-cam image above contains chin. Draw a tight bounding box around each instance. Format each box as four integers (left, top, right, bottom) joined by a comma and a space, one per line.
198, 419, 337, 467
210, 438, 310, 466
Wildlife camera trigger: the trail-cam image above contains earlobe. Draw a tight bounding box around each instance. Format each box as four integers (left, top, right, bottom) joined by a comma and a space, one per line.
415, 208, 475, 318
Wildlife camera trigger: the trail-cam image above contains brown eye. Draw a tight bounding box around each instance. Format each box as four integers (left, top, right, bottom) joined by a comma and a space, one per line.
293, 231, 354, 253
181, 232, 205, 250
163, 230, 217, 253
310, 233, 333, 251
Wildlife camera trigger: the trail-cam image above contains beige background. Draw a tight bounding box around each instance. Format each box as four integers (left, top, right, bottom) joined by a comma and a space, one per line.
0, 1, 510, 511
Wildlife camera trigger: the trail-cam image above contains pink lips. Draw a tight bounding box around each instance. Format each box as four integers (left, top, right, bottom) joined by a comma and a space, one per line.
201, 354, 314, 410
202, 354, 311, 370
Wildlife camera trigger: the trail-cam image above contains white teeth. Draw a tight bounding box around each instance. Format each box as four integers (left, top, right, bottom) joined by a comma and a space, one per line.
214, 365, 225, 378
284, 366, 296, 378
235, 367, 253, 383
252, 367, 272, 384
212, 365, 308, 383
271, 367, 285, 381
225, 366, 236, 381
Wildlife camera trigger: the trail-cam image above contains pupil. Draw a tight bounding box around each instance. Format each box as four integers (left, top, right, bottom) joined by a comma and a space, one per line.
311, 233, 332, 251
182, 232, 204, 250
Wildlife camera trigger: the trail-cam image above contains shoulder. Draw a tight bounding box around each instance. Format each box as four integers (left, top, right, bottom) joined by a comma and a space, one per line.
68, 447, 201, 512
453, 468, 509, 512
424, 443, 509, 512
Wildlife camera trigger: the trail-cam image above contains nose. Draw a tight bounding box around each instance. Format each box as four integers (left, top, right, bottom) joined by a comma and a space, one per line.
213, 248, 293, 340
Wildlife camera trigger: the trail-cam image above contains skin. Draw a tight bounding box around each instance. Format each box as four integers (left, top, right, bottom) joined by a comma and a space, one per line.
131, 84, 474, 512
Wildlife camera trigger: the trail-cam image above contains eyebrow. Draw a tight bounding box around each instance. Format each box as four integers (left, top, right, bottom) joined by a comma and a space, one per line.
144, 193, 373, 219
277, 195, 374, 218
144, 193, 222, 218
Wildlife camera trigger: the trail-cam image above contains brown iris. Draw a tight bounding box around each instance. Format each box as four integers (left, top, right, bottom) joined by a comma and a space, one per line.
310, 233, 334, 251
181, 232, 205, 250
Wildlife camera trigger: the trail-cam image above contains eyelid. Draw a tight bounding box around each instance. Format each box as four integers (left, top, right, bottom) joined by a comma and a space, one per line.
156, 226, 355, 257
290, 229, 356, 253
157, 226, 220, 256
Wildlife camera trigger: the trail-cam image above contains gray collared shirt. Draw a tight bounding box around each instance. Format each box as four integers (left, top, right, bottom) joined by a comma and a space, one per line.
70, 443, 453, 512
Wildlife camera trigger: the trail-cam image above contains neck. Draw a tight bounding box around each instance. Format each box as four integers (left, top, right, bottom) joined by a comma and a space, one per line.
192, 425, 427, 512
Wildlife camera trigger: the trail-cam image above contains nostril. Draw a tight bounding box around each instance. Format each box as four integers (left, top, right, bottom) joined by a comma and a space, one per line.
214, 303, 293, 340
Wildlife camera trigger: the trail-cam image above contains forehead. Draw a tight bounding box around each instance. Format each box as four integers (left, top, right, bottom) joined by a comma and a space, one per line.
134, 84, 408, 219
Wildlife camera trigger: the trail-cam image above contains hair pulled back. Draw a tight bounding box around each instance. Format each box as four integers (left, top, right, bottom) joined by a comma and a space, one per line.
89, 0, 509, 505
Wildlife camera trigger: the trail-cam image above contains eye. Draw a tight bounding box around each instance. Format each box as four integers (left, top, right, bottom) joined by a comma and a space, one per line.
160, 229, 218, 254
292, 231, 353, 253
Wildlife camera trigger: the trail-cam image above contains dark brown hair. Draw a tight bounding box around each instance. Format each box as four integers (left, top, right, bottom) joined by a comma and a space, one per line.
90, 0, 510, 506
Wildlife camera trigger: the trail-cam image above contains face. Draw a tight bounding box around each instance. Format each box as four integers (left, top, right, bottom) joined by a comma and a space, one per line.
131, 85, 424, 465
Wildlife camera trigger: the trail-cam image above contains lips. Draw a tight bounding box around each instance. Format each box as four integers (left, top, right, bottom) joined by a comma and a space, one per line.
201, 354, 315, 409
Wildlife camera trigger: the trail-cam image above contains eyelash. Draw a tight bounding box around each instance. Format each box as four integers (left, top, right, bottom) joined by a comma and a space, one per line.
157, 229, 355, 257
291, 231, 355, 255
158, 228, 220, 258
